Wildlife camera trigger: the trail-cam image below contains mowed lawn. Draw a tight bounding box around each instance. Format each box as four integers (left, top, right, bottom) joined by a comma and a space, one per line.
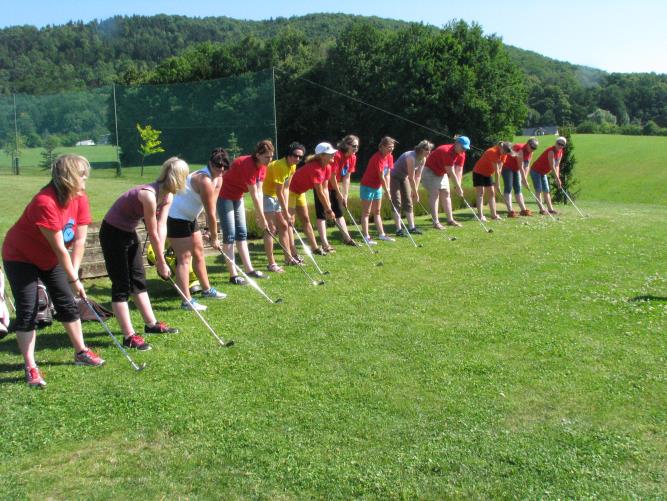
0, 138, 665, 499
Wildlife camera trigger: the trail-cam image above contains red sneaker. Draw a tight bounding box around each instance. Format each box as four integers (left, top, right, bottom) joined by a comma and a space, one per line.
507, 210, 518, 218
123, 334, 152, 351
25, 366, 46, 388
520, 209, 533, 216
75, 348, 106, 366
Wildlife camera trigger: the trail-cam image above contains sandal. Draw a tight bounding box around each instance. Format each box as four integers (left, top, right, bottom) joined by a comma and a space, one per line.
323, 245, 336, 253
313, 247, 328, 256
267, 263, 285, 273
446, 220, 462, 227
344, 238, 358, 247
247, 270, 268, 279
229, 275, 247, 286
432, 222, 445, 230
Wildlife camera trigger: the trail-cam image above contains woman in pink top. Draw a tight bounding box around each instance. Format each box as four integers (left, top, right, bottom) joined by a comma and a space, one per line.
100, 157, 188, 352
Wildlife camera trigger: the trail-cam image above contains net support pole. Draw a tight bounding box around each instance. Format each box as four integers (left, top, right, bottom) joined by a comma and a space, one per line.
112, 83, 122, 176
272, 67, 279, 154
13, 93, 19, 175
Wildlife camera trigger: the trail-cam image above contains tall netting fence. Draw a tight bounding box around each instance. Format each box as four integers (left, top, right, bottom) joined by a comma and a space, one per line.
0, 69, 276, 174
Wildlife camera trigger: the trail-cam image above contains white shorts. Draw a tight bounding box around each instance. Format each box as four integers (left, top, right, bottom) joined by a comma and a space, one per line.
421, 167, 450, 192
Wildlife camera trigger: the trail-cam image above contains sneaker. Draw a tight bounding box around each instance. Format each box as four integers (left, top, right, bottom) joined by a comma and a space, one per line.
378, 234, 396, 242
343, 238, 358, 247
548, 209, 559, 215
323, 245, 336, 254
75, 348, 106, 366
395, 228, 405, 237
181, 298, 208, 311
313, 247, 328, 256
145, 320, 180, 334
229, 275, 247, 286
520, 209, 533, 216
480, 216, 488, 222
247, 270, 268, 279
363, 236, 378, 246
200, 287, 227, 299
408, 227, 423, 235
122, 334, 151, 351
539, 209, 549, 215
507, 211, 518, 218
25, 366, 46, 388
446, 220, 462, 227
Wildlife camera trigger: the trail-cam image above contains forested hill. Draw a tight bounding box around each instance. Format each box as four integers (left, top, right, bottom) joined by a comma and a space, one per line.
1, 13, 666, 131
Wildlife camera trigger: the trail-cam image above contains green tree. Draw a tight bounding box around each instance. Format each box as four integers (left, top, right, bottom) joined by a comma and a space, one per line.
39, 135, 59, 170
552, 127, 578, 203
3, 133, 24, 175
226, 132, 242, 160
136, 123, 165, 176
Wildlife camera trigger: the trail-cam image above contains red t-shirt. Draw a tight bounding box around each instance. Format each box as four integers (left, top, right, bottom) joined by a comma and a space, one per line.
219, 155, 267, 201
289, 160, 328, 195
2, 184, 92, 270
332, 150, 357, 182
424, 144, 466, 176
532, 146, 563, 175
473, 146, 507, 177
360, 151, 394, 189
503, 143, 533, 172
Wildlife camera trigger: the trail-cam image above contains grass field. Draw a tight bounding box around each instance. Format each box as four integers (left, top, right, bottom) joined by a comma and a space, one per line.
0, 136, 666, 499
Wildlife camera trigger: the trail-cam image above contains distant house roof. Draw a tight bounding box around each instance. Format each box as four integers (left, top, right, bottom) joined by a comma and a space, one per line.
521, 126, 559, 136
75, 139, 95, 146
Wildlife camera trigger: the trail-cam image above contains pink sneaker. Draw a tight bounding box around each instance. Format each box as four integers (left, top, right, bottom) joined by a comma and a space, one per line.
74, 348, 106, 366
25, 366, 46, 388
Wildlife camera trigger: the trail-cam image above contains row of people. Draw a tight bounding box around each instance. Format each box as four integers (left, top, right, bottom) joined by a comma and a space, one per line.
1, 133, 566, 386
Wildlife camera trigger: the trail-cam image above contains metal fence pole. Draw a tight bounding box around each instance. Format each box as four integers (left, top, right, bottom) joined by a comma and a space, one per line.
272, 67, 279, 155
112, 83, 122, 176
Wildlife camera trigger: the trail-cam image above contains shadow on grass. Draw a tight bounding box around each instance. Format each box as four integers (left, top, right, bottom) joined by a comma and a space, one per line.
629, 295, 667, 302
0, 360, 78, 385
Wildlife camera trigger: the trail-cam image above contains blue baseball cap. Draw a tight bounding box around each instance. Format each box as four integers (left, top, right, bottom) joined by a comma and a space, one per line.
455, 136, 471, 150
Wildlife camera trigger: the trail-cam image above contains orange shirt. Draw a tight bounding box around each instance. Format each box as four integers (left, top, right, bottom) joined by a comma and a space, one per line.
473, 146, 507, 177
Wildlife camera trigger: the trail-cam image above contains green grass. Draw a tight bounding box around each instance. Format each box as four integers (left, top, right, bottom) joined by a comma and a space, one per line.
0, 136, 666, 499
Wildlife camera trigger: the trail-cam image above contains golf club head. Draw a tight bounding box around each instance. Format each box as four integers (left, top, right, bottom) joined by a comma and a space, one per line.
133, 362, 147, 372
274, 298, 283, 304
322, 271, 331, 275
449, 236, 457, 241
376, 261, 384, 267
373, 250, 379, 254
417, 243, 424, 248
224, 340, 235, 347
487, 228, 494, 233
317, 280, 325, 286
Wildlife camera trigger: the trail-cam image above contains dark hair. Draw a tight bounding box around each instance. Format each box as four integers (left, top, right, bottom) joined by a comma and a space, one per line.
337, 134, 360, 152
498, 141, 514, 154
209, 147, 231, 171
286, 141, 305, 157
252, 139, 275, 160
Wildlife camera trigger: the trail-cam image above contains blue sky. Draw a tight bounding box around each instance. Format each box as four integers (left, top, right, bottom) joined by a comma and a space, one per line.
4, 0, 666, 74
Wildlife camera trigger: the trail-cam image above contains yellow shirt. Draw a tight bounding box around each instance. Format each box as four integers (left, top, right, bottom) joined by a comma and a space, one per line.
263, 157, 296, 198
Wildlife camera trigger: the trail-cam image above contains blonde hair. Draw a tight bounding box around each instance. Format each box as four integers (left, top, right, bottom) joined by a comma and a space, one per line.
157, 157, 189, 194
414, 140, 434, 152
498, 141, 514, 154
379, 136, 397, 148
338, 134, 360, 151
51, 154, 90, 206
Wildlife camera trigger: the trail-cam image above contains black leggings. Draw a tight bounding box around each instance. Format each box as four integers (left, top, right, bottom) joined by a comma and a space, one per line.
314, 188, 344, 220
2, 260, 79, 331
99, 220, 147, 302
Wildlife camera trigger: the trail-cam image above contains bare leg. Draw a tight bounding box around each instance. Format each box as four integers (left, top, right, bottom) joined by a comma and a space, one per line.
223, 243, 235, 276
373, 199, 386, 236
62, 319, 87, 353
428, 188, 440, 225
503, 193, 513, 213
406, 210, 416, 228
316, 219, 330, 249
439, 188, 456, 224
170, 236, 195, 302
336, 216, 352, 241
16, 330, 38, 367
516, 192, 527, 212
361, 199, 372, 238
544, 192, 555, 212
112, 301, 136, 338
263, 213, 277, 267
475, 186, 486, 220
488, 186, 499, 218
132, 291, 157, 327
236, 240, 254, 273
190, 231, 211, 290
296, 205, 319, 250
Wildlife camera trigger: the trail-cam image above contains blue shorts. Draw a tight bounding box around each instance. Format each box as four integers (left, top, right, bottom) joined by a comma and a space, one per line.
530, 170, 550, 193
263, 195, 280, 213
502, 169, 521, 195
360, 184, 383, 201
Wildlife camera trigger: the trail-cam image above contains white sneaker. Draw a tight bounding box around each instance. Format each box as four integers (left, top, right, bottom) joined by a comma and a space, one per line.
363, 236, 378, 246
378, 234, 396, 242
181, 298, 207, 311
201, 287, 227, 299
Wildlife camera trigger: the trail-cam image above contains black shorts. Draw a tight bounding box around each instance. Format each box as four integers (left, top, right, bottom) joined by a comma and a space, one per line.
167, 217, 199, 238
314, 188, 343, 220
2, 260, 79, 331
473, 172, 494, 187
99, 220, 147, 303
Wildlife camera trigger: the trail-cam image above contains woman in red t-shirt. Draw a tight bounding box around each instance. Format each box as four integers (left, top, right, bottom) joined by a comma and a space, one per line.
501, 138, 538, 217
472, 141, 515, 221
528, 137, 566, 215
359, 136, 396, 245
288, 142, 337, 256
1, 155, 104, 387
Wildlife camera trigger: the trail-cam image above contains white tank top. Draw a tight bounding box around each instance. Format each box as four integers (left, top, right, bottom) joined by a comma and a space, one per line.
169, 167, 212, 222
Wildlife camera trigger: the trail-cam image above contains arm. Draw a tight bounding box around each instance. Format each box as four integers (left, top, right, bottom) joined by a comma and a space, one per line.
549, 151, 562, 188
140, 190, 171, 279
38, 227, 86, 298
494, 162, 502, 189
342, 175, 351, 201
277, 179, 293, 224
406, 156, 420, 202
197, 175, 222, 250
516, 152, 529, 187
69, 224, 88, 276
314, 183, 335, 219
328, 174, 346, 208
248, 183, 267, 230
381, 172, 391, 198
445, 164, 464, 196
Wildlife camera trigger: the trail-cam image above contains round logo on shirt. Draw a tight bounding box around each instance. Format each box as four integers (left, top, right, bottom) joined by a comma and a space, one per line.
383, 165, 390, 176
341, 163, 349, 176
62, 218, 75, 244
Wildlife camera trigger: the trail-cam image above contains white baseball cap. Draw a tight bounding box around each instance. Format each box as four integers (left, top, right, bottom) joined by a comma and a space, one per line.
315, 142, 337, 155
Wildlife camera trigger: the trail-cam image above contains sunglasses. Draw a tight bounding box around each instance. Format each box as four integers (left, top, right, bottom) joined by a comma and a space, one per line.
290, 153, 303, 159
348, 143, 359, 148
556, 142, 565, 147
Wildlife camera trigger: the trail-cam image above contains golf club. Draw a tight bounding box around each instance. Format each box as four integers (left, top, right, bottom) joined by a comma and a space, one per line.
344, 206, 382, 256
524, 184, 558, 222
417, 200, 457, 241
388, 200, 421, 248
265, 229, 325, 286
217, 248, 283, 303
332, 217, 384, 267
82, 298, 146, 371
462, 198, 494, 233
290, 223, 330, 276
560, 188, 588, 218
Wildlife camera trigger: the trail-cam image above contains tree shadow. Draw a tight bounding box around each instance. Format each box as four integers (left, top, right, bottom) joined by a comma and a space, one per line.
629, 295, 667, 303
90, 161, 121, 170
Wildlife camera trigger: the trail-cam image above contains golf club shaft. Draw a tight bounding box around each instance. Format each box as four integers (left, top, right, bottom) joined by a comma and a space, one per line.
345, 206, 378, 256
290, 224, 327, 275
218, 248, 277, 303
561, 188, 587, 217
332, 218, 383, 267
168, 278, 231, 346
463, 198, 492, 233
82, 298, 143, 371
525, 185, 557, 221
265, 229, 321, 285
417, 200, 456, 241
389, 201, 419, 248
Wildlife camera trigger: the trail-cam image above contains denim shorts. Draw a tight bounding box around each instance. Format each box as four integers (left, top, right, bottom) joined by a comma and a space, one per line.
263, 195, 280, 214
530, 170, 550, 193
216, 197, 247, 243
360, 184, 383, 201
501, 169, 521, 194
